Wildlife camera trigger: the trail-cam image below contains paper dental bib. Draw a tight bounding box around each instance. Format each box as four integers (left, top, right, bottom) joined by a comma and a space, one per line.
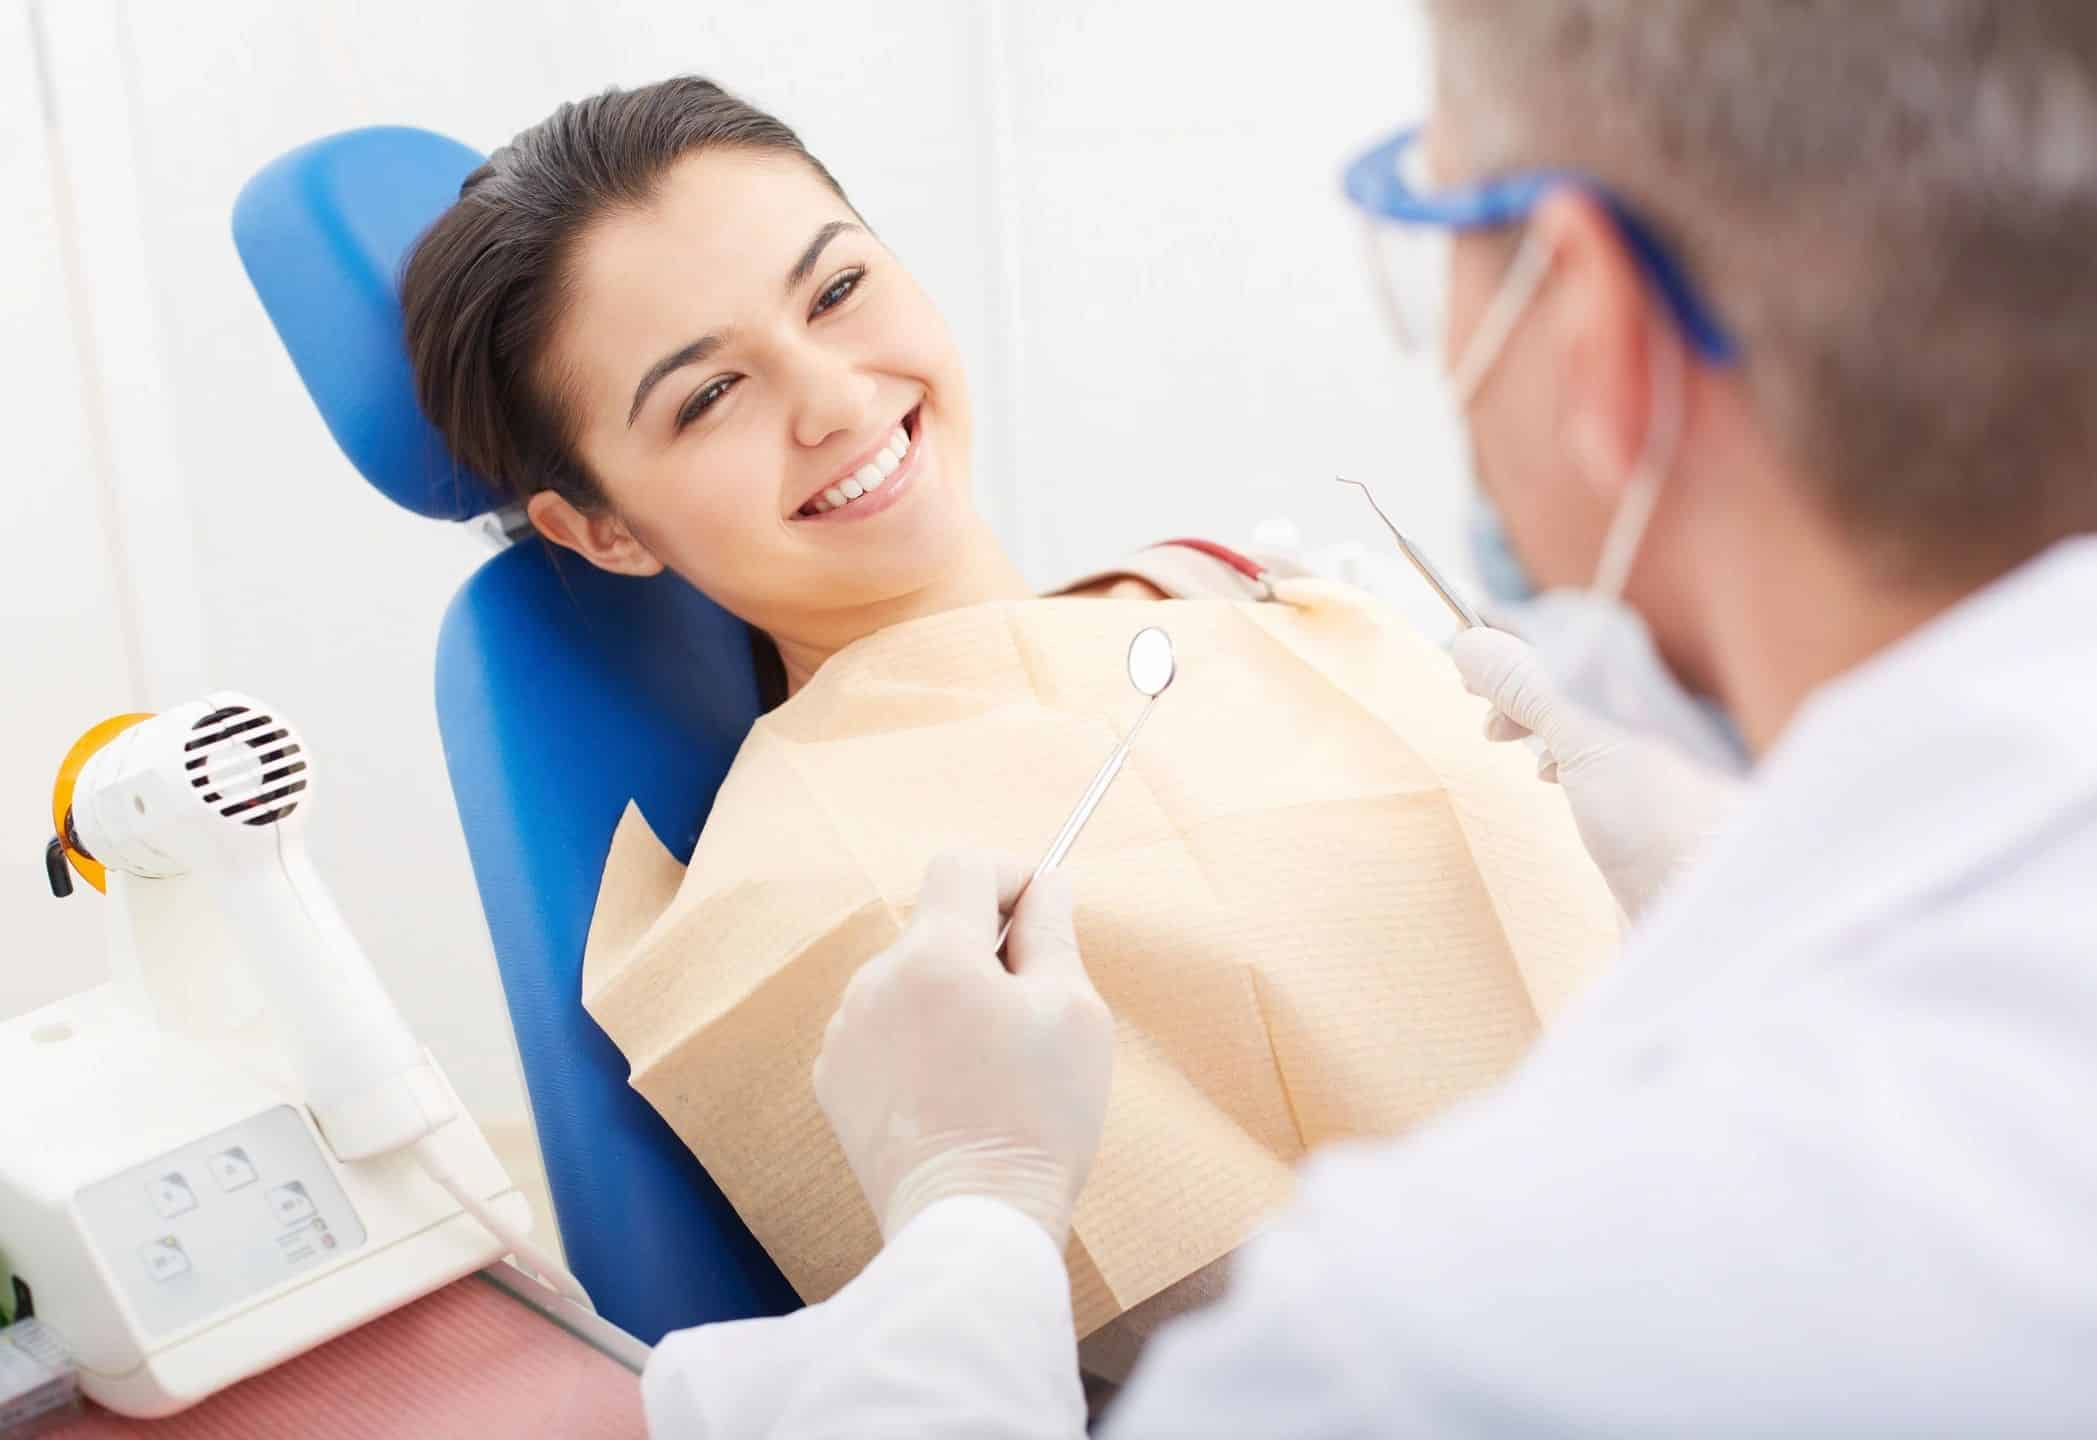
582, 580, 1619, 1336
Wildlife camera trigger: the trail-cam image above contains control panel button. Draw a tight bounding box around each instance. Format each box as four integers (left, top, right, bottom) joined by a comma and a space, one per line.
141, 1237, 190, 1282
267, 1181, 314, 1225
208, 1146, 257, 1191
150, 1173, 197, 1218
277, 1217, 333, 1265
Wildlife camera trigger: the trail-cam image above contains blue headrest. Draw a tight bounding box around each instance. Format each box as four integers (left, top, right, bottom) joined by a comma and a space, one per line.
233, 127, 502, 521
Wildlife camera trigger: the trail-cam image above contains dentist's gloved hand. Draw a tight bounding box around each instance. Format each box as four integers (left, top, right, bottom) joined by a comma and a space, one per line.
815, 852, 1115, 1250
1451, 626, 1745, 920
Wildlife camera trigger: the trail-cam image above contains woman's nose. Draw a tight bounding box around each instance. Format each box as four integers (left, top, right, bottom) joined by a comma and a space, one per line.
790, 351, 879, 450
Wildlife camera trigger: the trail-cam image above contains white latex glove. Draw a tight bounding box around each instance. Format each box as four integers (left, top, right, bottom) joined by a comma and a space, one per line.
815, 852, 1115, 1250
1450, 626, 1745, 920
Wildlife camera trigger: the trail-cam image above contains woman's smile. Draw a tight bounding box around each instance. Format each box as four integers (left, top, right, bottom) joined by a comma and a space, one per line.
789, 403, 926, 527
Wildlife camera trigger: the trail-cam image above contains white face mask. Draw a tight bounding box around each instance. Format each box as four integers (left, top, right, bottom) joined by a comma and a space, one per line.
1445, 228, 1754, 776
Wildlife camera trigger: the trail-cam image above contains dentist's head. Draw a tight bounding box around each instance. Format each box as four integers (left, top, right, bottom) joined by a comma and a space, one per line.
1381, 1, 2097, 757
402, 77, 1014, 698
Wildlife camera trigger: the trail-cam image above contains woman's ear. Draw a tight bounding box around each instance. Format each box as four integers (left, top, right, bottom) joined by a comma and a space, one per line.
526, 490, 665, 576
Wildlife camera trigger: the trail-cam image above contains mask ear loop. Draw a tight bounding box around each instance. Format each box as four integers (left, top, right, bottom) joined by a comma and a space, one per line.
1547, 313, 1689, 737
1451, 223, 1557, 403
1587, 319, 1685, 605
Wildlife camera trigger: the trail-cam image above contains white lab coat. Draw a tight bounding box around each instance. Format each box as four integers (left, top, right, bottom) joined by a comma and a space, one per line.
646, 537, 2097, 1437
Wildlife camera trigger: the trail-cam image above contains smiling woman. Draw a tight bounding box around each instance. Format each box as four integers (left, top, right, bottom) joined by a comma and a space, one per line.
401, 78, 1028, 702
397, 76, 1620, 1393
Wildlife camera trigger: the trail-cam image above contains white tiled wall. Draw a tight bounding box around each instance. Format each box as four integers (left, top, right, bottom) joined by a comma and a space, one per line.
5, 0, 1452, 1254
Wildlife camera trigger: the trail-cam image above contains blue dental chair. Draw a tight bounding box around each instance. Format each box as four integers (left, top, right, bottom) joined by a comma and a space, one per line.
231, 127, 801, 1343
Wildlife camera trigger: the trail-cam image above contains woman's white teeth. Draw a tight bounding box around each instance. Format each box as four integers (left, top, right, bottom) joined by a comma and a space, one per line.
802, 420, 915, 517
865, 425, 909, 487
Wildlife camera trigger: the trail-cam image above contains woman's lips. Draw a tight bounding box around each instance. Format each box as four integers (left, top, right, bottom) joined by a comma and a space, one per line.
790, 408, 926, 526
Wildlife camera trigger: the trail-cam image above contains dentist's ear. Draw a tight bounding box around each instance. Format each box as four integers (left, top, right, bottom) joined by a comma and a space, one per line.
527, 490, 666, 576
1533, 190, 1660, 509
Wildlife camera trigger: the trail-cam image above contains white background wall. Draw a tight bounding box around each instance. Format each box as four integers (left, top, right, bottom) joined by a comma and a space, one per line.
1, 0, 1451, 1248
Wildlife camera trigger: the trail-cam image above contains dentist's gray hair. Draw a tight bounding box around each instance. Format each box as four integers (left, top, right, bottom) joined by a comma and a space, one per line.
1430, 0, 2097, 582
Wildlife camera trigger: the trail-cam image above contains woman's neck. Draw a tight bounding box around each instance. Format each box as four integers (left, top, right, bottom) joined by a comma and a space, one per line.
772, 523, 1033, 697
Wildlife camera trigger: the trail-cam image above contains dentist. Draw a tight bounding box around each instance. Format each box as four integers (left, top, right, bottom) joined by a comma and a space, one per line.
647, 3, 2097, 1433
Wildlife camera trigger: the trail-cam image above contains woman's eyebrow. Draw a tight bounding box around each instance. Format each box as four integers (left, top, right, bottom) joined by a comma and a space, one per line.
785, 221, 863, 293
628, 332, 730, 428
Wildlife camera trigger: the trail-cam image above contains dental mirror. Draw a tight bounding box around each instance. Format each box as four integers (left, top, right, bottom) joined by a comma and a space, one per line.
1127, 626, 1176, 699
995, 626, 1177, 961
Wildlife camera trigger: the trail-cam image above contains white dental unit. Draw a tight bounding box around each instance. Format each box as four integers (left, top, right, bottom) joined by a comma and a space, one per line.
2, 695, 597, 1421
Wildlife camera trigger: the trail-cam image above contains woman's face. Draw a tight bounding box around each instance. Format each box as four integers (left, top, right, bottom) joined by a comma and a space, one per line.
541, 148, 976, 635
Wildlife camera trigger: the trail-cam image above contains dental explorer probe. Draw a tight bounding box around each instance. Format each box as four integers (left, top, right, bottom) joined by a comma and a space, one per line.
1334, 476, 1484, 629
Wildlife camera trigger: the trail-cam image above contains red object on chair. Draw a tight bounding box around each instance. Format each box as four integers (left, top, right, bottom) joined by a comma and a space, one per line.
1155, 538, 1272, 586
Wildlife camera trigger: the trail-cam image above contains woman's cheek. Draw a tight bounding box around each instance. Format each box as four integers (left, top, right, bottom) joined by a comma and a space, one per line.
697, 467, 787, 574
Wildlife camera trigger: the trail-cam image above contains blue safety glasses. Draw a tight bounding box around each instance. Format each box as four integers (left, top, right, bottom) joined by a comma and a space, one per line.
1343, 126, 1739, 365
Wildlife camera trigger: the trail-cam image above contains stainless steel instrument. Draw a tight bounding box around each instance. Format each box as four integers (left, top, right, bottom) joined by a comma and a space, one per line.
995, 627, 1176, 959
1334, 476, 1483, 628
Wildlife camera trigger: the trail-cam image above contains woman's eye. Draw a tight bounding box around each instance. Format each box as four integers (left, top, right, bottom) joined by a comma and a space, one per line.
676, 376, 739, 431
811, 267, 866, 318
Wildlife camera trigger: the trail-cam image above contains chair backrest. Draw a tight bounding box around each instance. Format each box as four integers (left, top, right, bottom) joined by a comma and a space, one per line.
233, 126, 797, 1341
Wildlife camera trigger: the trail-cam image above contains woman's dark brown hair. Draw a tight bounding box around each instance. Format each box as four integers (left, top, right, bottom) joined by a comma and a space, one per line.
402, 77, 848, 705
400, 75, 848, 513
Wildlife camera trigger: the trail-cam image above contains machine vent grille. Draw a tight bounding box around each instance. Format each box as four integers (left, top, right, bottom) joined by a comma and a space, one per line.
185, 704, 307, 827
